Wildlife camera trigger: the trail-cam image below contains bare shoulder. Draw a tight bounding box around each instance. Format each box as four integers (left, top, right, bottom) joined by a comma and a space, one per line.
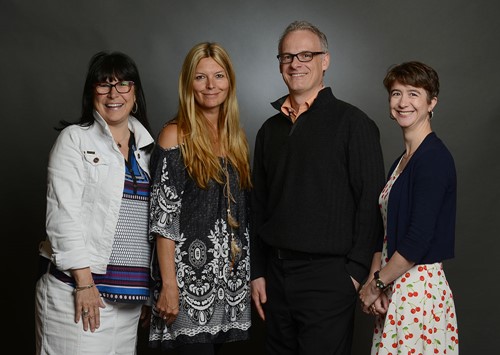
157, 122, 179, 149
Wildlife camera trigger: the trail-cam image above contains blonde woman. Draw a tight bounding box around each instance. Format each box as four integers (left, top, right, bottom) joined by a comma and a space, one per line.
148, 42, 252, 355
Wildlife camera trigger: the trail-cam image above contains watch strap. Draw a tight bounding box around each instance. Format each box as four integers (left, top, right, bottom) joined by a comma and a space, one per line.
374, 270, 388, 290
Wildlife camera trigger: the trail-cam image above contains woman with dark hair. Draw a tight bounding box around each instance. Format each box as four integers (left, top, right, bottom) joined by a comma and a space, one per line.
359, 61, 459, 354
35, 51, 155, 354
148, 42, 252, 354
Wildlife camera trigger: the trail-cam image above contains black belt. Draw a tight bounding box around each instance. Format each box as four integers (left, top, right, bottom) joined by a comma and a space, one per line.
270, 247, 329, 260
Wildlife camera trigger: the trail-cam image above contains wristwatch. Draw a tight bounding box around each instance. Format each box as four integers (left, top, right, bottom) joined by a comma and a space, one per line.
373, 270, 389, 291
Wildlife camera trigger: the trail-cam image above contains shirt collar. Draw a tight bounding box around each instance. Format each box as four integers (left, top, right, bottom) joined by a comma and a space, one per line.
280, 86, 323, 121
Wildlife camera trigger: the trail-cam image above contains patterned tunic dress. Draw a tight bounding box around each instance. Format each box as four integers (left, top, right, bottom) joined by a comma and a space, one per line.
371, 163, 459, 355
148, 146, 251, 350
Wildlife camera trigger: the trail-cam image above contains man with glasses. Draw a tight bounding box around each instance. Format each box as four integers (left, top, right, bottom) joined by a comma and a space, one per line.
250, 20, 386, 354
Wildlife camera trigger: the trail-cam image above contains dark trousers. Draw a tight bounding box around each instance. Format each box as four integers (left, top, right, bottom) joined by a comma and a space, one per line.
176, 343, 222, 355
265, 254, 357, 355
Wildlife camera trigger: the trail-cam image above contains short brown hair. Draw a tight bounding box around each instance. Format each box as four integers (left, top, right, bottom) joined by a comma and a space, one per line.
383, 61, 439, 103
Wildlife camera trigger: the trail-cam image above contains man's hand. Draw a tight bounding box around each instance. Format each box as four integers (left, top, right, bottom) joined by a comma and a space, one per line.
251, 277, 267, 321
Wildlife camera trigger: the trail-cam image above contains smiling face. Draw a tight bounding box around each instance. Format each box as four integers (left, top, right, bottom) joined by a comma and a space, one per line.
192, 57, 229, 115
389, 81, 437, 129
279, 30, 329, 99
93, 78, 136, 126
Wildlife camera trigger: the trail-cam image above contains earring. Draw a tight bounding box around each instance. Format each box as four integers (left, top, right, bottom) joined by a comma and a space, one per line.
429, 111, 434, 119
132, 101, 138, 114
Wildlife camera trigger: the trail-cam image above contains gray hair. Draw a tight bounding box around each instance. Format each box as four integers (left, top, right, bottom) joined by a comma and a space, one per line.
278, 20, 328, 52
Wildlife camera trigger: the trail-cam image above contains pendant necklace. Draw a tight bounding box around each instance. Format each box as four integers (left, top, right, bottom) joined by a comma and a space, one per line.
115, 130, 131, 148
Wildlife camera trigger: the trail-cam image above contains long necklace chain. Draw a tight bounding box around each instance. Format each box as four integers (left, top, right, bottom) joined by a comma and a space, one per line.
222, 158, 241, 270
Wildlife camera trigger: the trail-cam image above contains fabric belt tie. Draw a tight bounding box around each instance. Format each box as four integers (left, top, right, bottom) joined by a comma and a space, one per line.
47, 259, 75, 285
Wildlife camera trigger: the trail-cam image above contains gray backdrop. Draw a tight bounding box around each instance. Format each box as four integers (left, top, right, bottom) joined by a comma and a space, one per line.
3, 0, 499, 353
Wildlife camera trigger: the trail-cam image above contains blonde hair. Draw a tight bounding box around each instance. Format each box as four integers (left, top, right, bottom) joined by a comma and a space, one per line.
176, 42, 252, 190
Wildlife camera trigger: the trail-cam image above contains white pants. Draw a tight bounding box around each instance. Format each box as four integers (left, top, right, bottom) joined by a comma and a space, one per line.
35, 272, 143, 355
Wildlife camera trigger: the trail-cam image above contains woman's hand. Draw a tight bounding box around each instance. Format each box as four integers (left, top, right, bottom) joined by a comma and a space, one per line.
72, 268, 106, 332
371, 292, 389, 316
74, 283, 106, 332
156, 282, 179, 325
155, 235, 179, 325
359, 279, 382, 314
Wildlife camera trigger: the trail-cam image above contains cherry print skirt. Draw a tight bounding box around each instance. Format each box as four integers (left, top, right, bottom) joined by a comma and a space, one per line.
371, 262, 459, 355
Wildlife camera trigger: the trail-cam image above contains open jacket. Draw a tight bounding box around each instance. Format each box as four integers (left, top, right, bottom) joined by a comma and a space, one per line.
40, 111, 154, 274
380, 132, 457, 263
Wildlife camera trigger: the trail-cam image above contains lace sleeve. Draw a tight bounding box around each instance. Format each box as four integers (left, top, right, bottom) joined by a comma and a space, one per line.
149, 146, 185, 242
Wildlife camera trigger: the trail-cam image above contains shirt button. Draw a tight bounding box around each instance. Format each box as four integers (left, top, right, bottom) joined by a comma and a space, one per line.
93, 157, 99, 163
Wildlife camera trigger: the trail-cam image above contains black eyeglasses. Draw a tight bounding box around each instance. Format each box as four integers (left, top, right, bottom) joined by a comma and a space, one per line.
276, 51, 326, 64
94, 81, 135, 95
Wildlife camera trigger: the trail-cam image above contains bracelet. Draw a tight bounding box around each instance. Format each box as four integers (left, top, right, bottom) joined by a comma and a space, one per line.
73, 283, 95, 295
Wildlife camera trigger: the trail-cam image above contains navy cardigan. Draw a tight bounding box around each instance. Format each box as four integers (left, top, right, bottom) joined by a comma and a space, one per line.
379, 132, 457, 264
